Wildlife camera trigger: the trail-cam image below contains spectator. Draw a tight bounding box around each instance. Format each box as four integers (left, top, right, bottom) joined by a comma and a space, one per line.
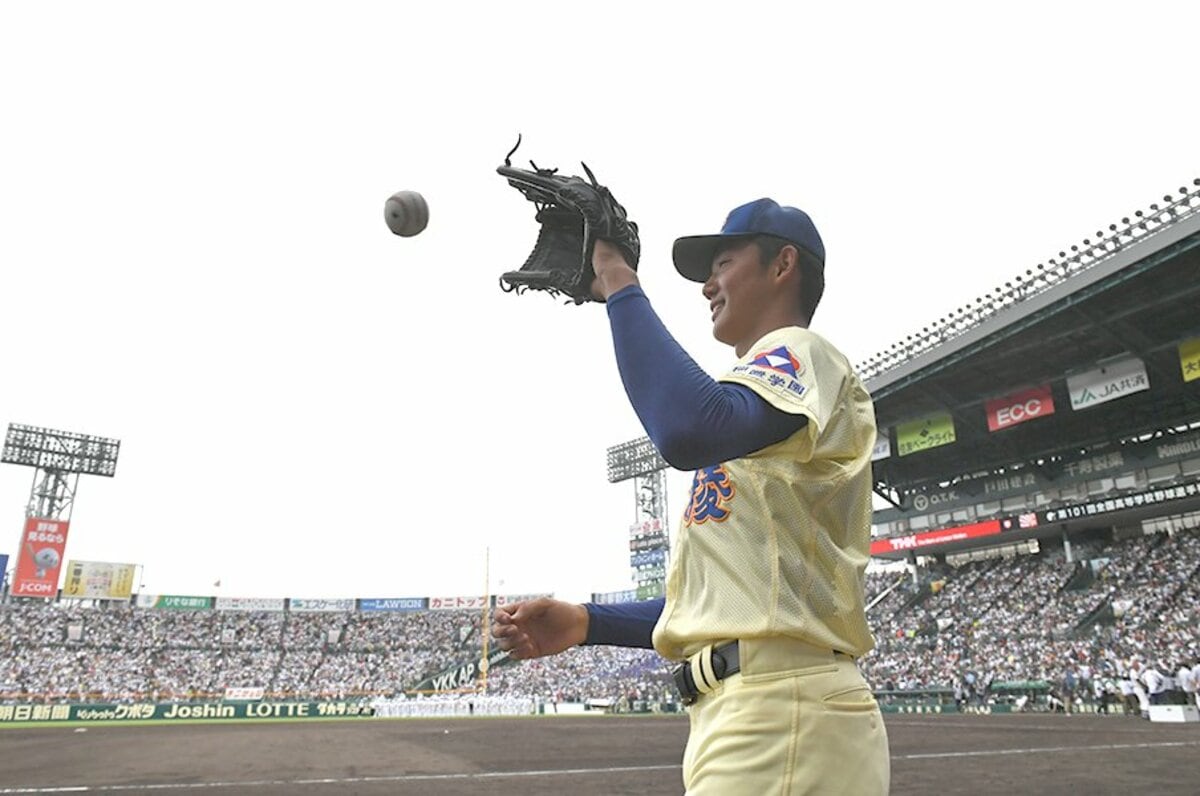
1119, 674, 1138, 716
1062, 668, 1077, 715
1192, 658, 1200, 710
1142, 663, 1166, 706
1175, 661, 1193, 707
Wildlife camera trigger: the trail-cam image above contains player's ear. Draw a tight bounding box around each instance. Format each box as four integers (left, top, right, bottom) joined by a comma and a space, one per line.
773, 244, 800, 279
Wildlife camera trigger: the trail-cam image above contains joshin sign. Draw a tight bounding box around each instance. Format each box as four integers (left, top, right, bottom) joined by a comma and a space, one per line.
12, 517, 71, 598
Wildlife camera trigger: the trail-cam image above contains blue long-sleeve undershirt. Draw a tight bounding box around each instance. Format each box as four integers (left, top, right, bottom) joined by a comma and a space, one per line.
581, 285, 809, 648
605, 284, 806, 470
584, 598, 663, 648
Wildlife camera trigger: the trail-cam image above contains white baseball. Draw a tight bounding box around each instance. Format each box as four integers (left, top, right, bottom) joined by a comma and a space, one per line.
384, 190, 429, 237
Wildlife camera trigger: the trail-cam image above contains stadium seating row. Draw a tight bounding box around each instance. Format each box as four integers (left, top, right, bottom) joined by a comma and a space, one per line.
3, 528, 1198, 706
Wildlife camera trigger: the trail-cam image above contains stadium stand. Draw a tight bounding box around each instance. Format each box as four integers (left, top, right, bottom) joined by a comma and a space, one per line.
0, 601, 674, 706
3, 525, 1199, 713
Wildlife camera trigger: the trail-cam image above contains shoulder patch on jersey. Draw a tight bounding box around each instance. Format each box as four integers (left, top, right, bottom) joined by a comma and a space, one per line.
729, 345, 808, 400
684, 464, 736, 526
748, 345, 804, 379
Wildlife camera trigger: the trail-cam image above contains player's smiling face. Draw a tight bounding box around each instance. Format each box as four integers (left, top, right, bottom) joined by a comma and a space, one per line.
703, 239, 779, 356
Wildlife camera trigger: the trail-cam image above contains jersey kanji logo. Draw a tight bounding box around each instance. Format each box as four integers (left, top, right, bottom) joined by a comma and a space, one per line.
684, 465, 736, 525
748, 346, 804, 379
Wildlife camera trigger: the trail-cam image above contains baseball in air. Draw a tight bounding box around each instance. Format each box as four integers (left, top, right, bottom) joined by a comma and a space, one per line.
384, 190, 429, 237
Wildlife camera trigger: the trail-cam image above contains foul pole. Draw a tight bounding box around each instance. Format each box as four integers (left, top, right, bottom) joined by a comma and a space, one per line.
480, 546, 491, 692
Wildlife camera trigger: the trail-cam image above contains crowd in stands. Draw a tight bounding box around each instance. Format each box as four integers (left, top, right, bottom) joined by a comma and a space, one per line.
861, 526, 1200, 711
0, 599, 672, 705
3, 526, 1200, 710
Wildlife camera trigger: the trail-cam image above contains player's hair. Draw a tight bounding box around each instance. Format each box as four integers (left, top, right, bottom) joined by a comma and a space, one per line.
754, 235, 825, 324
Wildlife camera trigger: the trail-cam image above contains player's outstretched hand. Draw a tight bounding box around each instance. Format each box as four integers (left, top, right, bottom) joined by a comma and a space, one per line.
491, 597, 589, 660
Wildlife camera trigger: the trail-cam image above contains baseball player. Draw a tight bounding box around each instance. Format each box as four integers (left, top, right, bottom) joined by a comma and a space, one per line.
493, 199, 889, 794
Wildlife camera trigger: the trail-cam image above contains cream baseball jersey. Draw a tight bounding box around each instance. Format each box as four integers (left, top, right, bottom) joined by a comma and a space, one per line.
652, 326, 877, 661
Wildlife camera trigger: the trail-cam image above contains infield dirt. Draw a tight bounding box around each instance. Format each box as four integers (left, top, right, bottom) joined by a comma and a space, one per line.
1, 712, 1197, 794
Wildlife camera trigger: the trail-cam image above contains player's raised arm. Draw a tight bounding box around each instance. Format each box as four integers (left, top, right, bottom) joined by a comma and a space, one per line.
492, 597, 664, 658
592, 240, 807, 470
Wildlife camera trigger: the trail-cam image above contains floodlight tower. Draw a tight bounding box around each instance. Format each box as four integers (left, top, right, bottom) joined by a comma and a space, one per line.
2, 423, 120, 598
3, 424, 120, 518
606, 436, 671, 600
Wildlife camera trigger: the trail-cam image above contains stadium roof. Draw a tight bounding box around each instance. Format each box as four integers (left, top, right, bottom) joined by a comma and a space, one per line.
863, 180, 1200, 503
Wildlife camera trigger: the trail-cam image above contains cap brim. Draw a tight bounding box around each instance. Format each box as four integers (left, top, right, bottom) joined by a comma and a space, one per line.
672, 234, 747, 283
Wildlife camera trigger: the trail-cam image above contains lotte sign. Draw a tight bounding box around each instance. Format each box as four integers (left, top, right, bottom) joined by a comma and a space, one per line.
986, 385, 1055, 432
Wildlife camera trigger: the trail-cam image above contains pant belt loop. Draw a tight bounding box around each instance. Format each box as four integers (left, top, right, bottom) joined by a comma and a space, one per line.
689, 644, 716, 696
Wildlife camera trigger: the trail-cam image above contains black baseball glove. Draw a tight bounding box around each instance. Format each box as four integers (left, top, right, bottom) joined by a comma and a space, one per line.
497, 137, 640, 304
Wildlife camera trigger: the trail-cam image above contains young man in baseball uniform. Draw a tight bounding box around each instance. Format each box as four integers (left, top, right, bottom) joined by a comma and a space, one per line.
493, 199, 890, 794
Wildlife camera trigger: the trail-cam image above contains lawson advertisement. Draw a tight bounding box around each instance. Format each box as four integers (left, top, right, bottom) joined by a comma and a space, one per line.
359, 597, 427, 612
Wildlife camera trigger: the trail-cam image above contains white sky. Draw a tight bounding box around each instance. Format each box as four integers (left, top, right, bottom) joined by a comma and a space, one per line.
2, 2, 1197, 603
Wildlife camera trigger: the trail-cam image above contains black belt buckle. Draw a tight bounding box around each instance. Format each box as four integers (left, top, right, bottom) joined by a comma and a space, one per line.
673, 661, 699, 706
672, 643, 737, 706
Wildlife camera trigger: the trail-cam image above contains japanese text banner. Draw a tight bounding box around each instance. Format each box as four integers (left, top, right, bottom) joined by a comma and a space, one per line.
62, 560, 137, 600
12, 517, 70, 598
1067, 355, 1149, 410
871, 433, 892, 461
896, 413, 956, 457
870, 519, 1002, 556
1180, 338, 1200, 383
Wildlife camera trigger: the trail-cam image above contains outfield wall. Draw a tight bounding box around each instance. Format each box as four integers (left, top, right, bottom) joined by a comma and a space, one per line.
0, 699, 373, 724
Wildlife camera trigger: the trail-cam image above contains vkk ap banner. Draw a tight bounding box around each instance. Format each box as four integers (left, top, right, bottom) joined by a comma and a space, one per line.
13, 517, 70, 598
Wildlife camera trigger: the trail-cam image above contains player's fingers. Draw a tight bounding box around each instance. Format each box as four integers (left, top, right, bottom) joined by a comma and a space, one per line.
493, 631, 529, 653
491, 622, 519, 640
505, 635, 539, 660
504, 601, 532, 621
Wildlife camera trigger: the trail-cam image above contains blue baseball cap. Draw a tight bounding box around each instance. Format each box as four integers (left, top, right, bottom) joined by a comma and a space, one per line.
672, 198, 825, 282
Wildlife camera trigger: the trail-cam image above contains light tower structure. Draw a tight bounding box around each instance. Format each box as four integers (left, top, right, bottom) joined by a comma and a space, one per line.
2, 423, 120, 598
606, 436, 670, 600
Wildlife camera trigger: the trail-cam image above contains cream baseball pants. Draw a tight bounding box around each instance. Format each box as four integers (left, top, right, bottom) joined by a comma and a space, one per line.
681, 636, 890, 795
